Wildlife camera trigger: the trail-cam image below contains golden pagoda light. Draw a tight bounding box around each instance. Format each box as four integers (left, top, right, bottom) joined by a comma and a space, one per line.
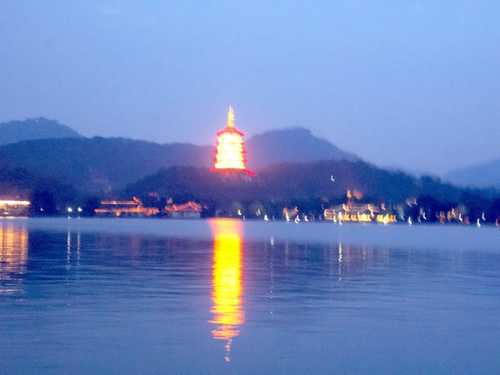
213, 106, 254, 175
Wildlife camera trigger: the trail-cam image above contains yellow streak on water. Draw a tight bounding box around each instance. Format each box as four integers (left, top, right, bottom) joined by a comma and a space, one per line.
209, 219, 244, 362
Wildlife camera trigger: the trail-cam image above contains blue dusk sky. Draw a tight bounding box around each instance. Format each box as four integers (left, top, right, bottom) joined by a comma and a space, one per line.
1, 1, 499, 174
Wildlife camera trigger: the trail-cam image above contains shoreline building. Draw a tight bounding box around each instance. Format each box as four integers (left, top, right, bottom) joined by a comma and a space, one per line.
164, 201, 202, 219
324, 203, 397, 224
94, 197, 159, 217
0, 199, 31, 217
323, 190, 397, 224
212, 106, 254, 176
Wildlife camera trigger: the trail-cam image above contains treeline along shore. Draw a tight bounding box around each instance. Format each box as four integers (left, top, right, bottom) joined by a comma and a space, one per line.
2, 160, 500, 225
1, 119, 499, 224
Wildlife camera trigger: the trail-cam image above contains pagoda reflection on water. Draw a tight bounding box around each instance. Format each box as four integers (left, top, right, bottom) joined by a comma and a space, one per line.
209, 219, 245, 362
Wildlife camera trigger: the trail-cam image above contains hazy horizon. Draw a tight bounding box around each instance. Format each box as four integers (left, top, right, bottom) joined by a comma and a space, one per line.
2, 1, 500, 174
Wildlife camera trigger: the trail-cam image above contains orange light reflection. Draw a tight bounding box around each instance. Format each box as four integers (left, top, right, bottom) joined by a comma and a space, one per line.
209, 219, 244, 362
0, 222, 28, 293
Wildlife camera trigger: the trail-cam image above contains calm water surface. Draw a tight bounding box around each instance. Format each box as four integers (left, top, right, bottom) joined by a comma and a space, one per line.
1, 218, 499, 374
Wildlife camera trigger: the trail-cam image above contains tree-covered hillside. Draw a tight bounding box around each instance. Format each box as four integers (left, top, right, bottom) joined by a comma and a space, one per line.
0, 118, 82, 146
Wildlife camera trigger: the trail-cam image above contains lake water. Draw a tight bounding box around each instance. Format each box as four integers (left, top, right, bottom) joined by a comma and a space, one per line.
1, 218, 499, 374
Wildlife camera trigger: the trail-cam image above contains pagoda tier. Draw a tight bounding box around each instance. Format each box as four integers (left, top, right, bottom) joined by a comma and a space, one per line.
212, 106, 254, 176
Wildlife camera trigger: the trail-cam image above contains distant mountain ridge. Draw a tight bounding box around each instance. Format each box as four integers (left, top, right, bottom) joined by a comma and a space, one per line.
125, 159, 473, 205
0, 118, 82, 146
1, 118, 499, 221
246, 127, 357, 168
446, 159, 500, 188
0, 137, 212, 192
0, 124, 357, 193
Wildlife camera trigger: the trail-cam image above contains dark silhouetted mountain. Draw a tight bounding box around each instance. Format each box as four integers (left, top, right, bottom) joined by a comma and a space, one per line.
246, 127, 356, 168
0, 137, 211, 192
124, 162, 500, 222
0, 127, 358, 193
446, 160, 500, 188
0, 167, 77, 206
125, 160, 469, 205
0, 118, 82, 146
0, 167, 40, 197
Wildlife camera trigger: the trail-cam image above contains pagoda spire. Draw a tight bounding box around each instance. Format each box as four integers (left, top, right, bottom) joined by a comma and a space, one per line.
226, 105, 235, 128
212, 106, 254, 176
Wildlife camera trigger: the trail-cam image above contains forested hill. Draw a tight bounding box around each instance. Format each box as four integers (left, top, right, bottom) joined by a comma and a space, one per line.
0, 118, 82, 146
0, 137, 211, 192
446, 159, 500, 189
0, 127, 357, 193
125, 159, 476, 205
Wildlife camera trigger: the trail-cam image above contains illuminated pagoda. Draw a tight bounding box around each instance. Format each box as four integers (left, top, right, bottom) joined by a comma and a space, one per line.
213, 106, 254, 176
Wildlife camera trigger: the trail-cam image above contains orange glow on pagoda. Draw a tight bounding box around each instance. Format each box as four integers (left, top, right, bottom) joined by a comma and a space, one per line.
213, 106, 254, 175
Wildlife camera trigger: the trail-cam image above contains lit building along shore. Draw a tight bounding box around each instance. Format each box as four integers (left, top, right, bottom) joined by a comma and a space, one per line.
94, 197, 159, 217
0, 199, 31, 217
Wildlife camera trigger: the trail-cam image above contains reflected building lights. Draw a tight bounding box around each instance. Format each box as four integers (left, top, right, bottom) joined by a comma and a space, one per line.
209, 219, 245, 362
66, 228, 82, 267
67, 230, 72, 265
338, 242, 344, 280
77, 231, 81, 264
0, 222, 28, 293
